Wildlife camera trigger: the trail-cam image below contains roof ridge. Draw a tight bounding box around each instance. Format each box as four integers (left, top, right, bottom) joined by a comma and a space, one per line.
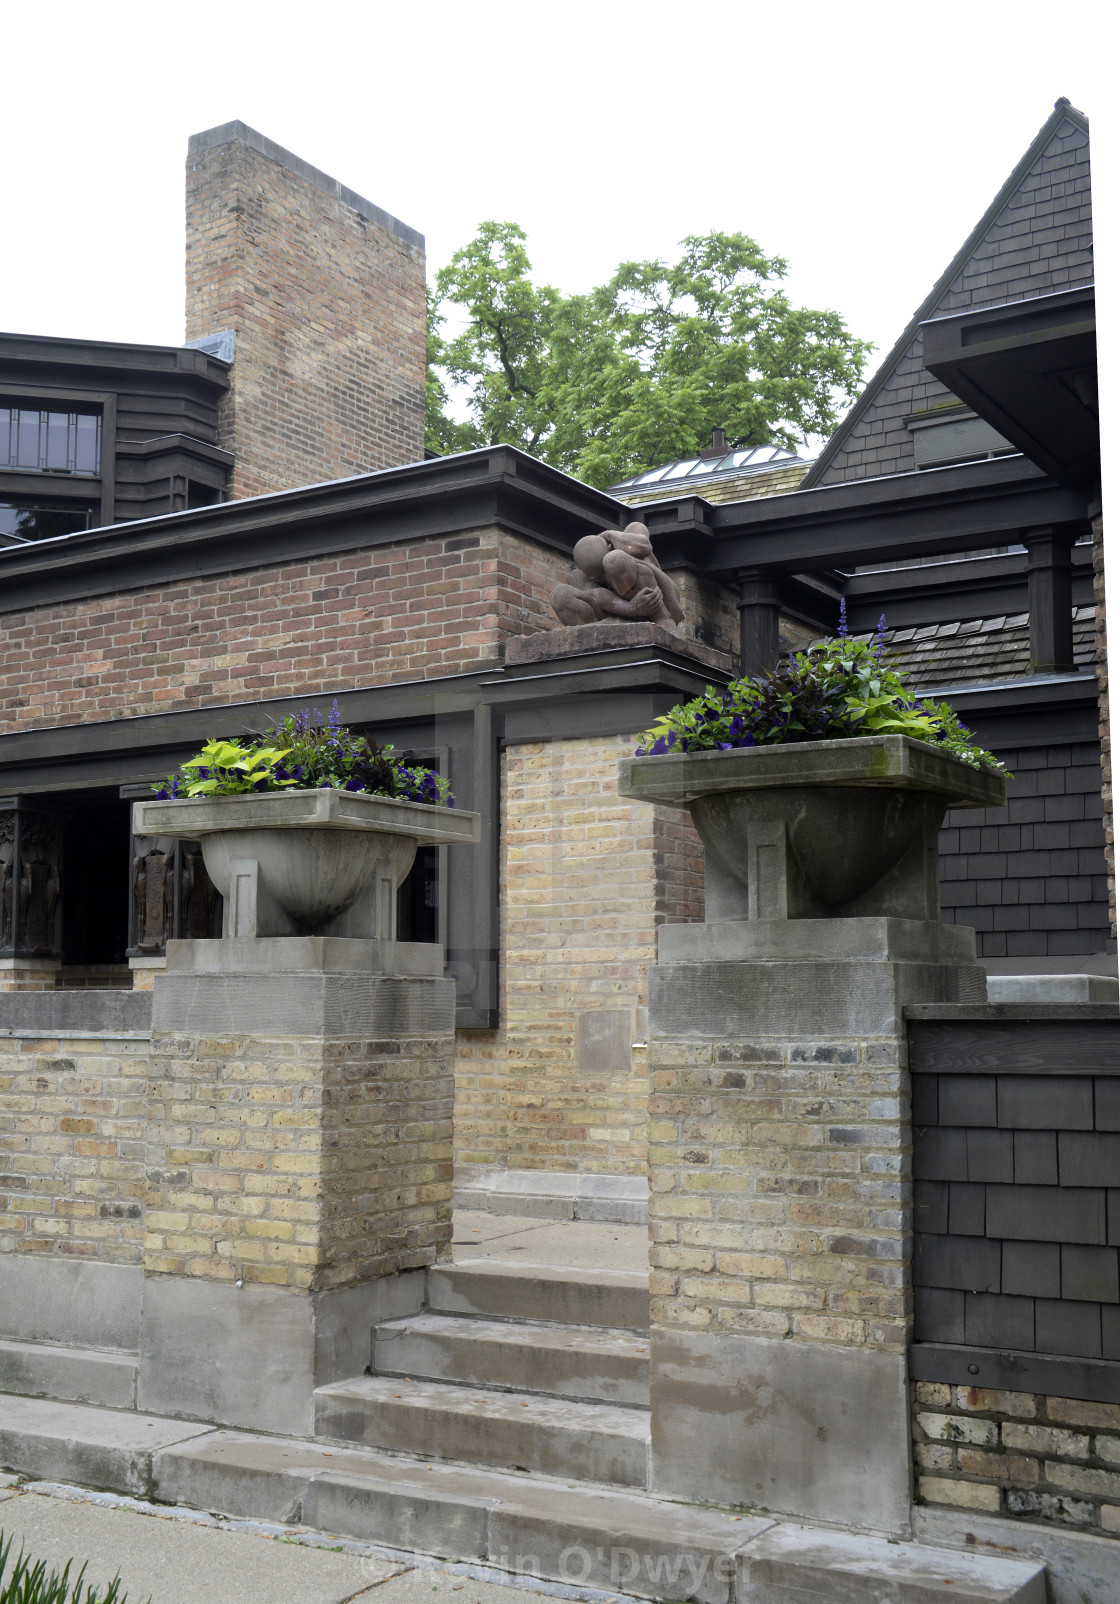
800, 100, 1090, 490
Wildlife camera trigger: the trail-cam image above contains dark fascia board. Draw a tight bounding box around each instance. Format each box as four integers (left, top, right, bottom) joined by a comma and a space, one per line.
0, 447, 626, 615
0, 642, 722, 795
0, 330, 230, 391
188, 121, 424, 254
845, 542, 1095, 631
643, 454, 1089, 574
116, 434, 236, 467
923, 671, 1099, 717
800, 101, 1091, 489
921, 285, 1098, 486
910, 1343, 1120, 1407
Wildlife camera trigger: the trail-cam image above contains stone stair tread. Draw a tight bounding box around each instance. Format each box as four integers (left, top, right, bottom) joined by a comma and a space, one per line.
0, 1337, 139, 1411
317, 1373, 650, 1436
742, 1522, 1047, 1603
0, 1399, 1050, 1604
377, 1312, 649, 1355
0, 1392, 211, 1496
432, 1260, 650, 1332
372, 1312, 649, 1405
314, 1373, 649, 1488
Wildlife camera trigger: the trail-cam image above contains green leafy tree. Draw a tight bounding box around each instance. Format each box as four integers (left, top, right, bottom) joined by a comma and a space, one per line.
426, 222, 871, 488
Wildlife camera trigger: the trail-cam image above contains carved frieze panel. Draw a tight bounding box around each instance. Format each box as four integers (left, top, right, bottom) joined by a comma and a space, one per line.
0, 801, 64, 957
127, 835, 221, 956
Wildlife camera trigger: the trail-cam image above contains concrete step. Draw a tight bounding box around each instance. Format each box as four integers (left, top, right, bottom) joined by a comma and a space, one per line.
432, 1260, 649, 1331
740, 1522, 1047, 1603
0, 1396, 1050, 1604
372, 1312, 650, 1406
152, 1426, 764, 1602
0, 1339, 138, 1411
314, 1372, 650, 1488
0, 1392, 209, 1496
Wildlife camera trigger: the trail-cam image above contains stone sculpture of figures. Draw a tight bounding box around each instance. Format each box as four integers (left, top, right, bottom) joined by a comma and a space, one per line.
550, 521, 685, 632
132, 836, 175, 953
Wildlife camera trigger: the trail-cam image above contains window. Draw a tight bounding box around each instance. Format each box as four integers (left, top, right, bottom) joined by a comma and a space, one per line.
1, 405, 101, 475
0, 498, 98, 542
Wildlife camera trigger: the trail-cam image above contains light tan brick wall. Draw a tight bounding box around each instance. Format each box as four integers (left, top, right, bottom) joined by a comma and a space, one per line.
914, 1382, 1120, 1537
0, 528, 571, 734
455, 735, 704, 1177
186, 126, 426, 497
145, 1032, 453, 1291
0, 1033, 148, 1264
648, 1036, 908, 1351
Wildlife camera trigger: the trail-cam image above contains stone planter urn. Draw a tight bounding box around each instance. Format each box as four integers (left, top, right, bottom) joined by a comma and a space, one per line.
618, 734, 1005, 922
132, 787, 480, 942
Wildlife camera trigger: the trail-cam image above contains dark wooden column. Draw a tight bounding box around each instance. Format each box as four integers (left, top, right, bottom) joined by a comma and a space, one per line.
1023, 526, 1078, 673
737, 569, 781, 680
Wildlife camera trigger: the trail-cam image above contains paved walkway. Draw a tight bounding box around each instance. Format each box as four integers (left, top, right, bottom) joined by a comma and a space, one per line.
452, 1212, 647, 1273
0, 1478, 614, 1604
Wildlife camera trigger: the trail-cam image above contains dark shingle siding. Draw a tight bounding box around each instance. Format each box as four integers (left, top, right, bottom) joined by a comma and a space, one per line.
816, 115, 1092, 485
940, 740, 1111, 961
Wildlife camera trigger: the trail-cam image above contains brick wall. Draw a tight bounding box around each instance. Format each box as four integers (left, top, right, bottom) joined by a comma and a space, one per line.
647, 1035, 908, 1351
454, 735, 704, 1178
185, 122, 426, 498
0, 528, 570, 734
914, 1383, 1120, 1536
144, 1031, 453, 1291
816, 110, 1092, 485
0, 1032, 147, 1265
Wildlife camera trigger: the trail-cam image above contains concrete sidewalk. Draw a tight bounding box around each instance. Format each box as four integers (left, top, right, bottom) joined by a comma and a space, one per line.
0, 1476, 604, 1604
451, 1213, 647, 1273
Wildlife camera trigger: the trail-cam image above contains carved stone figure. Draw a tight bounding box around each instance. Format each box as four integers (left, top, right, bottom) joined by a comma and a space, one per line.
179, 841, 222, 939
550, 522, 684, 632
0, 815, 14, 951
6, 813, 63, 954
132, 836, 175, 952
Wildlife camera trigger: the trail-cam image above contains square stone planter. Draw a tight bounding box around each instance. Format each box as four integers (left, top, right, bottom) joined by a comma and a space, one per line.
133, 787, 480, 940
619, 734, 1006, 921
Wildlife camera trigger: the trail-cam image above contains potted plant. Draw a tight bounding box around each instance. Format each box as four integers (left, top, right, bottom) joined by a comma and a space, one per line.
618, 613, 1007, 922
133, 703, 479, 939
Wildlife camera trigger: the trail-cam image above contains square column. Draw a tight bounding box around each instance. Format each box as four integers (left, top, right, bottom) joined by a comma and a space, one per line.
646, 916, 985, 1535
137, 936, 456, 1434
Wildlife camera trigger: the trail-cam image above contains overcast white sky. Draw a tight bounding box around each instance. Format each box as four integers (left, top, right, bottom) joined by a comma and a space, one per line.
1, 0, 1108, 401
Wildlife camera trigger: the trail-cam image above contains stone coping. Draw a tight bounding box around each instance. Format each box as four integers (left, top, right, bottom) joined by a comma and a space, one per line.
620, 734, 1007, 810
133, 788, 480, 847
504, 620, 733, 674
0, 989, 152, 1034
454, 1167, 648, 1225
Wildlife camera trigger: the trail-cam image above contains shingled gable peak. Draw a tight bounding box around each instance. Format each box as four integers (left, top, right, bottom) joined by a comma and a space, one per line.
801, 99, 1092, 488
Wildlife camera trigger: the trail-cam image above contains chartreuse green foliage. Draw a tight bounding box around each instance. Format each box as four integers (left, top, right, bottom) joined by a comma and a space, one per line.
0, 1533, 139, 1604
155, 702, 454, 806
426, 223, 871, 488
635, 617, 1006, 774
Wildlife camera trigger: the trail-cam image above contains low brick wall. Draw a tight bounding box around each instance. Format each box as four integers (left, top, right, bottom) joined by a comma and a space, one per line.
0, 1030, 148, 1264
145, 1032, 454, 1291
914, 1381, 1120, 1536
648, 1035, 907, 1351
455, 735, 703, 1178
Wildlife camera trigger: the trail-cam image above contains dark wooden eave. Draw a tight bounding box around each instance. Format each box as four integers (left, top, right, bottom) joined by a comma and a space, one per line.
921, 285, 1098, 488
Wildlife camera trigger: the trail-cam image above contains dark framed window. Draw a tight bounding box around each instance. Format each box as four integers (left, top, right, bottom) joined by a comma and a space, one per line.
2, 404, 101, 475
0, 497, 99, 542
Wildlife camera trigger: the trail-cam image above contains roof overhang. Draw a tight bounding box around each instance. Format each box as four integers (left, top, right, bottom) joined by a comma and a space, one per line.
921, 286, 1098, 488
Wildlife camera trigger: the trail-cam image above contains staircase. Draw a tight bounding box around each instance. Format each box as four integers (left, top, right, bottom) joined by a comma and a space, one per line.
315, 1261, 652, 1486
0, 1258, 1051, 1601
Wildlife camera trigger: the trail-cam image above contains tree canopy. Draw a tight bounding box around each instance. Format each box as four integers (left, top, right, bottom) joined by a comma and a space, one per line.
425, 222, 871, 489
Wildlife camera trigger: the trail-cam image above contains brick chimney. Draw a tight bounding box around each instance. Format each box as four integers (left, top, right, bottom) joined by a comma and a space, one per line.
185, 122, 426, 500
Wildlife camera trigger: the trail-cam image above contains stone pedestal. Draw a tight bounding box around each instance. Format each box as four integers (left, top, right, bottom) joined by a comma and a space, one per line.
0, 956, 60, 992
647, 916, 985, 1534
137, 935, 456, 1434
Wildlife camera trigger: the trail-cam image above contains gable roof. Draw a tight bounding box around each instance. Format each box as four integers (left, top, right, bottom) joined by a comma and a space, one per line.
802, 100, 1092, 488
